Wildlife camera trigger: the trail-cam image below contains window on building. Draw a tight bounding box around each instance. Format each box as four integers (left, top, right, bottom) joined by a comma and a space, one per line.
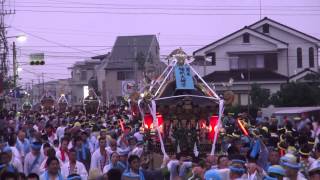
117, 72, 125, 80
256, 55, 265, 68
229, 53, 278, 70
207, 52, 216, 65
263, 23, 269, 33
297, 47, 303, 68
80, 71, 87, 81
264, 53, 278, 70
117, 71, 134, 80
309, 47, 314, 68
230, 56, 239, 70
243, 33, 250, 43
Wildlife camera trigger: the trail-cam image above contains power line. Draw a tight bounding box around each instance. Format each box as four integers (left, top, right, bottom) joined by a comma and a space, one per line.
16, 0, 320, 8
11, 27, 100, 55
9, 4, 320, 11
13, 9, 320, 16
22, 69, 65, 80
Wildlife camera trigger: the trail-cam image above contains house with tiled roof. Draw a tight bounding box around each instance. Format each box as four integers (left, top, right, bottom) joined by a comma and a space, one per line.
104, 35, 165, 103
193, 17, 320, 106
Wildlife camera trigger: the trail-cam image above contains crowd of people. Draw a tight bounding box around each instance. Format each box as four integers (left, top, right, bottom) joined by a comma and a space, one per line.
0, 106, 320, 180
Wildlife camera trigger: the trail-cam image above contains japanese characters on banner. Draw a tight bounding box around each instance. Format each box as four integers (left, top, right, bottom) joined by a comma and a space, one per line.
174, 64, 195, 90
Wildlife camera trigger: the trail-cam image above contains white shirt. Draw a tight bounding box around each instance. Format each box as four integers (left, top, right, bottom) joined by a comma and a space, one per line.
61, 161, 88, 180
90, 148, 109, 173
10, 146, 22, 163
23, 152, 44, 175
16, 138, 30, 159
134, 132, 144, 142
39, 173, 61, 180
56, 149, 69, 164
48, 133, 57, 144
106, 146, 122, 156
33, 125, 39, 132
283, 172, 307, 180
56, 126, 67, 140
10, 157, 23, 173
39, 156, 64, 175
246, 171, 258, 180
103, 163, 113, 174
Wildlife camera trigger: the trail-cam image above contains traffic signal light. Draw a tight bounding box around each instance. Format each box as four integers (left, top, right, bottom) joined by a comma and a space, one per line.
30, 53, 45, 65
30, 60, 45, 65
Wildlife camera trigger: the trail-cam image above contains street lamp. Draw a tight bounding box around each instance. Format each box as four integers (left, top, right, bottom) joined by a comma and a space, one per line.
16, 35, 27, 43
8, 35, 27, 87
7, 35, 27, 42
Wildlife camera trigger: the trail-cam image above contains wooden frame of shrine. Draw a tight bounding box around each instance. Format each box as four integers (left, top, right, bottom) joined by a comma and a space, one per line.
56, 94, 69, 113
40, 92, 55, 112
137, 48, 224, 157
83, 88, 101, 115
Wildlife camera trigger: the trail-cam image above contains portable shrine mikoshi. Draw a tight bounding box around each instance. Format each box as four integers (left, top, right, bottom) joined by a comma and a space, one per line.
83, 88, 101, 115
137, 48, 224, 157
56, 94, 69, 113
40, 93, 55, 112
22, 100, 32, 112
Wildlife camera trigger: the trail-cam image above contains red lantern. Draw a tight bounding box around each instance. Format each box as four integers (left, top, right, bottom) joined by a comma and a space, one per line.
209, 115, 219, 140
144, 113, 153, 129
157, 113, 164, 133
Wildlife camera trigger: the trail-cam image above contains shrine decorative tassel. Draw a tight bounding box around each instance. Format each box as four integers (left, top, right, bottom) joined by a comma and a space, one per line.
210, 99, 224, 155
148, 100, 168, 159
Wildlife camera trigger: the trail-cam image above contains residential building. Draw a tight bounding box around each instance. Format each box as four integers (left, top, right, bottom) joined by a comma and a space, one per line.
193, 17, 320, 105
104, 35, 165, 103
68, 58, 102, 105
32, 79, 71, 105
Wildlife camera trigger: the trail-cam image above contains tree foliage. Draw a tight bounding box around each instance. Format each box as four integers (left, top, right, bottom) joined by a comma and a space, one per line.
270, 82, 320, 107
249, 83, 270, 108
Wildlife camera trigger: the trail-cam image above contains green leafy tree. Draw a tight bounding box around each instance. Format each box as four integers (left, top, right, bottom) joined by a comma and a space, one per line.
270, 82, 320, 107
250, 83, 270, 108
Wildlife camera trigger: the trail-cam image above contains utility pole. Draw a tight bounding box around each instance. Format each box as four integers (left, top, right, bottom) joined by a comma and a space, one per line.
12, 41, 16, 87
38, 76, 41, 103
247, 60, 251, 117
42, 73, 44, 95
259, 0, 262, 20
0, 0, 15, 78
31, 79, 34, 104
133, 38, 138, 85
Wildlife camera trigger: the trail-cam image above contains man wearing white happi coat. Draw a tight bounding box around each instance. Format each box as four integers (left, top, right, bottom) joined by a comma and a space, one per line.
3, 147, 23, 173
56, 137, 70, 164
16, 130, 30, 163
24, 142, 45, 175
90, 137, 109, 174
61, 148, 88, 180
